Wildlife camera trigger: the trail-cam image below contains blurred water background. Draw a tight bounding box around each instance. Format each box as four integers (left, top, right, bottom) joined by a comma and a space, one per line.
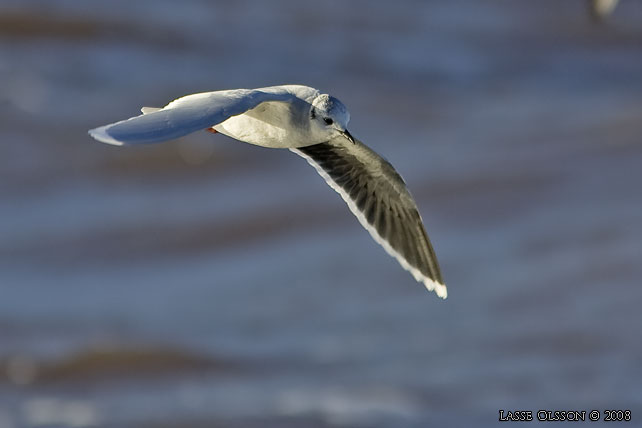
1, 1, 642, 427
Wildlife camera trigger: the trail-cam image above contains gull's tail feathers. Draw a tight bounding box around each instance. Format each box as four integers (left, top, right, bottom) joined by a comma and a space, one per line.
141, 107, 161, 114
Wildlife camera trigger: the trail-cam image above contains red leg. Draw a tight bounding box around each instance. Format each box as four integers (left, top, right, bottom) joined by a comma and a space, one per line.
206, 127, 218, 134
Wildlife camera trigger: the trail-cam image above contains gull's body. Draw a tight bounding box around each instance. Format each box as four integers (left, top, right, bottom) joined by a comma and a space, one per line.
89, 85, 447, 298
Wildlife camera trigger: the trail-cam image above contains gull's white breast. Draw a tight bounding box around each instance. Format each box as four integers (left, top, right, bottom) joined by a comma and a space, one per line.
214, 86, 320, 149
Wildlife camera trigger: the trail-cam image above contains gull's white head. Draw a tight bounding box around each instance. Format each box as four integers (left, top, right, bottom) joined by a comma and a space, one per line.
310, 94, 355, 144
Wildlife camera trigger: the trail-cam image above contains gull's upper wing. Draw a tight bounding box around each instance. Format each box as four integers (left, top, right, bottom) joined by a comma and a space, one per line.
88, 89, 293, 146
291, 137, 446, 298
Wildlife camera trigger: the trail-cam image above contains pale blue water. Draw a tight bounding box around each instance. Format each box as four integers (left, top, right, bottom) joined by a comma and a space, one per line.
1, 1, 642, 427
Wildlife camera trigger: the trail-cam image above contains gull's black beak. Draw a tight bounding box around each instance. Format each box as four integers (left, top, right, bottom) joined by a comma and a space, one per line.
342, 129, 356, 144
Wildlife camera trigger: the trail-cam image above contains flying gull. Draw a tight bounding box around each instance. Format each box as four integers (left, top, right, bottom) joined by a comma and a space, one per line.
89, 85, 447, 298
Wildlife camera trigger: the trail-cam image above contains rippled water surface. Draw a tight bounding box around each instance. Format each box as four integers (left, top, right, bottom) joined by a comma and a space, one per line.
1, 1, 642, 427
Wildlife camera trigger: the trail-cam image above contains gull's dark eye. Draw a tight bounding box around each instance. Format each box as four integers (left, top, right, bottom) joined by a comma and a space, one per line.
323, 117, 333, 125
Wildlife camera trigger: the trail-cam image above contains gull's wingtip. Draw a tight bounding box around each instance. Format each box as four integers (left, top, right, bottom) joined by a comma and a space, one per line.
423, 278, 448, 299
88, 125, 124, 146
